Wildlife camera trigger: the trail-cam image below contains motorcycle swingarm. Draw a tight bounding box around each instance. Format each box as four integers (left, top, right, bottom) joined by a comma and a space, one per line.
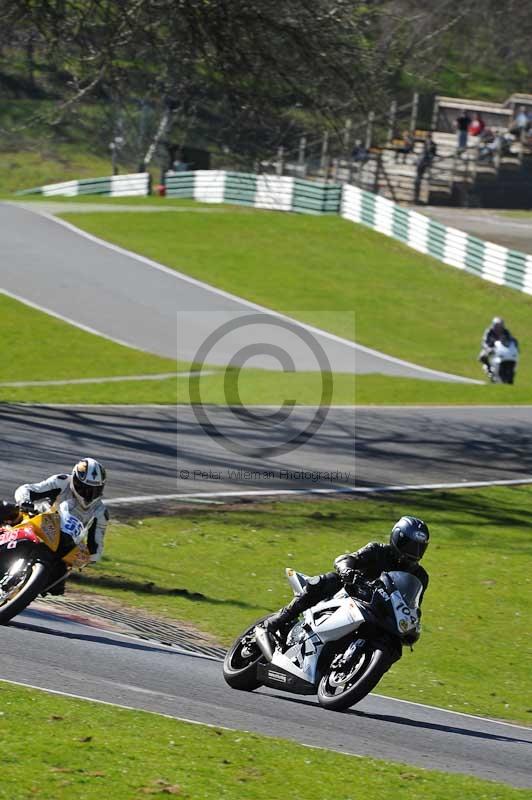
257, 662, 316, 695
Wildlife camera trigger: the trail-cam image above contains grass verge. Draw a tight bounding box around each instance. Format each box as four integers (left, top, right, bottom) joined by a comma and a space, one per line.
0, 291, 359, 405
2, 683, 528, 800
6, 371, 532, 405
3, 205, 531, 405
77, 487, 532, 723
0, 292, 179, 384
60, 207, 532, 385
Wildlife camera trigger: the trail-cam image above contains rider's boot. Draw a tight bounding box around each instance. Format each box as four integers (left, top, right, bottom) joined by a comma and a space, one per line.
262, 592, 314, 640
40, 563, 67, 597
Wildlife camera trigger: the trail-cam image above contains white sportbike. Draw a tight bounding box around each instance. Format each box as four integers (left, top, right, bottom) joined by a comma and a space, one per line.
223, 567, 423, 712
488, 338, 519, 384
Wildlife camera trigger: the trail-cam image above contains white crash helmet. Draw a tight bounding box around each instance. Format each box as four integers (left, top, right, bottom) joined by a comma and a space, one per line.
71, 458, 106, 508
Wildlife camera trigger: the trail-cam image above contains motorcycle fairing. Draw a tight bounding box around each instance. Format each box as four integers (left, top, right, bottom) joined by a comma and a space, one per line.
13, 512, 61, 552
269, 594, 363, 685
10, 510, 88, 566
384, 571, 422, 634
62, 542, 91, 568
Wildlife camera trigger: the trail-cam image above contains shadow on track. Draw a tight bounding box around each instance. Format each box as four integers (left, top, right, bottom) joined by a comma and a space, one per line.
265, 693, 532, 745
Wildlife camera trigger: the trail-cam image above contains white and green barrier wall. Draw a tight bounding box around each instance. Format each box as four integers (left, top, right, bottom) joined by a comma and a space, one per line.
341, 185, 532, 294
17, 172, 150, 197
166, 170, 532, 295
165, 170, 341, 214
16, 167, 532, 294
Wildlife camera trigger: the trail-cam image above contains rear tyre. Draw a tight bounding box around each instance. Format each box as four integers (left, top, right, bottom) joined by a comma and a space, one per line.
223, 617, 268, 691
317, 646, 392, 712
0, 561, 49, 624
499, 361, 515, 384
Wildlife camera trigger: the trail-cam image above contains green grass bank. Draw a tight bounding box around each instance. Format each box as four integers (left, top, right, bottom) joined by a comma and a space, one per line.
61, 207, 532, 385
2, 682, 528, 800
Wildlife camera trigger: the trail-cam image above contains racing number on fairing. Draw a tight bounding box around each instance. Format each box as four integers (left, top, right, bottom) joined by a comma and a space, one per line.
0, 530, 19, 546
62, 515, 84, 541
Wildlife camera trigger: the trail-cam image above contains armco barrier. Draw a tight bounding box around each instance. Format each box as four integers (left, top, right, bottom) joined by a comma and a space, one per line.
17, 172, 150, 197
166, 170, 532, 294
165, 171, 341, 214
341, 184, 532, 292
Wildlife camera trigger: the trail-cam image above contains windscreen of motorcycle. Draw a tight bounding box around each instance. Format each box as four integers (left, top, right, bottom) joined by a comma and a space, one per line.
387, 571, 423, 608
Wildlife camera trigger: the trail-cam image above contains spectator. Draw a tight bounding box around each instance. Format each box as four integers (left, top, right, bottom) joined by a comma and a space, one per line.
351, 139, 369, 163
394, 130, 415, 163
468, 112, 485, 137
414, 132, 437, 203
416, 132, 437, 177
455, 109, 471, 151
478, 128, 498, 163
510, 105, 530, 136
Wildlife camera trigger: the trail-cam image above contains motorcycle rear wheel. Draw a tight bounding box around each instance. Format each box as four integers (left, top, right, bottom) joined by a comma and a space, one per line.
317, 646, 392, 712
0, 561, 49, 624
223, 617, 268, 691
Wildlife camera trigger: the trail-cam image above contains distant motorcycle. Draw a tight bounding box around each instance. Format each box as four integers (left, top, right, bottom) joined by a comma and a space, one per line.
223, 567, 422, 712
487, 338, 519, 384
0, 503, 91, 624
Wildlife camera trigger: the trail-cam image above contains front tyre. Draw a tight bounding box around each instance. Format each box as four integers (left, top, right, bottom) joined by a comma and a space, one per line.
318, 646, 392, 712
223, 617, 268, 692
0, 561, 49, 624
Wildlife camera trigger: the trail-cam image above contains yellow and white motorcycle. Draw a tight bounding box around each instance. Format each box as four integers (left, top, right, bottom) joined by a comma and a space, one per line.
0, 504, 90, 623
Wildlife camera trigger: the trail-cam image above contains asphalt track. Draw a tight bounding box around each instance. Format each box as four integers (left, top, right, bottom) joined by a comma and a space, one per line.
1, 404, 532, 498
2, 604, 530, 788
422, 206, 532, 253
2, 203, 531, 786
0, 201, 472, 382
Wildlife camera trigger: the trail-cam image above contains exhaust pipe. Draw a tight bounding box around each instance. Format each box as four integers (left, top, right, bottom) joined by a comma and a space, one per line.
254, 626, 274, 661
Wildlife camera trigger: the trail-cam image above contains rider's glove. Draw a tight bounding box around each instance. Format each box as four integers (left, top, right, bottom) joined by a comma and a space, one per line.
403, 629, 420, 646
334, 555, 358, 584
342, 571, 371, 600
0, 501, 23, 525
19, 501, 37, 517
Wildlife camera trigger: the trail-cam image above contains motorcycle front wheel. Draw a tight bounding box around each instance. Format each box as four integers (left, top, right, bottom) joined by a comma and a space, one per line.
317, 645, 392, 712
0, 561, 49, 624
223, 617, 268, 691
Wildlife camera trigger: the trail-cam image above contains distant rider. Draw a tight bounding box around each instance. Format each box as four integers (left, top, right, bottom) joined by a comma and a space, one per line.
478, 317, 515, 377
0, 458, 109, 595
261, 516, 429, 647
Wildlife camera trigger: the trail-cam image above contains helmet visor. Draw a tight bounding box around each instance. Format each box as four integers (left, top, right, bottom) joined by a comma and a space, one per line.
398, 536, 428, 562
73, 475, 103, 504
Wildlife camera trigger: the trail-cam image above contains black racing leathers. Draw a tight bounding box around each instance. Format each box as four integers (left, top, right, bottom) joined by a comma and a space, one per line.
333, 542, 429, 601
265, 542, 428, 634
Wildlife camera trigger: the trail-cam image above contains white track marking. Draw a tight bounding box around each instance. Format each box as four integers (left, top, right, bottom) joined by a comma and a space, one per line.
106, 476, 532, 506
0, 371, 216, 388
18, 205, 479, 384
371, 693, 532, 732
8, 403, 532, 410
2, 677, 528, 734
0, 287, 146, 351
0, 677, 237, 730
